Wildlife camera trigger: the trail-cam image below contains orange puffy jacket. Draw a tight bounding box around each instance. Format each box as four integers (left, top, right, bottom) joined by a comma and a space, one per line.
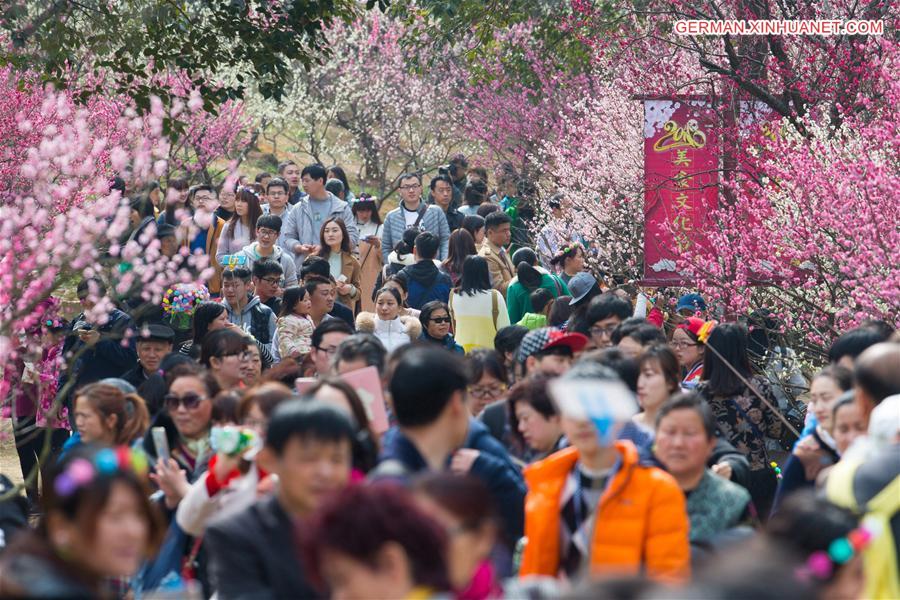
519, 441, 690, 583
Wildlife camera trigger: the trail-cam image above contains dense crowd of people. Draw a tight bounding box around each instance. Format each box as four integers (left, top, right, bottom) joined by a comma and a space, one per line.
0, 157, 898, 599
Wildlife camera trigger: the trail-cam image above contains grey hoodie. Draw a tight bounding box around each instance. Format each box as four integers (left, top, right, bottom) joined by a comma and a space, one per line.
223, 295, 277, 359
238, 242, 298, 287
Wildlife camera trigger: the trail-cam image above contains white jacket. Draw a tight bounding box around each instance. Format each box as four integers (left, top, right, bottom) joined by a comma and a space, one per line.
355, 312, 422, 354
176, 464, 270, 537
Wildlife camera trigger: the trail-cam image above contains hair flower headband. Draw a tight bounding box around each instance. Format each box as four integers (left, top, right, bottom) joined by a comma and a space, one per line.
795, 522, 877, 582
54, 447, 150, 498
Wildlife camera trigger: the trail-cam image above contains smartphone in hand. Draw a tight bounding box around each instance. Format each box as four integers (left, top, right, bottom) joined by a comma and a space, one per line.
151, 427, 170, 462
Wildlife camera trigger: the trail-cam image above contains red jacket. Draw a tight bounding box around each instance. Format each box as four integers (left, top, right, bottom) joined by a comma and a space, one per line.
520, 441, 690, 583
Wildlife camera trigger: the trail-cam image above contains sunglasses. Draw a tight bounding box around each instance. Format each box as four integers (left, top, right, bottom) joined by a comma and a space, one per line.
430, 316, 451, 324
164, 392, 206, 411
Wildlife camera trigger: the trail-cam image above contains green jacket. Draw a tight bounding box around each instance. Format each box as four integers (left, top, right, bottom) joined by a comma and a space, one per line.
517, 313, 548, 330
506, 273, 569, 324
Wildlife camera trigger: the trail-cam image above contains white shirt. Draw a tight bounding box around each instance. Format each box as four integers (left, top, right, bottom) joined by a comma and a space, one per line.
402, 204, 420, 229
358, 221, 383, 239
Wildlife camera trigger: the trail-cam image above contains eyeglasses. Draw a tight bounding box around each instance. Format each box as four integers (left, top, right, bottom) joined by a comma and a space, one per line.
316, 345, 339, 355
259, 276, 282, 285
671, 340, 698, 349
590, 325, 617, 338
164, 392, 206, 411
467, 383, 507, 398
430, 316, 451, 324
257, 229, 278, 238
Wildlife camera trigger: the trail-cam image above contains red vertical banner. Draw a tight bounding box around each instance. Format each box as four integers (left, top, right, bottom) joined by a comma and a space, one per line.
642, 99, 719, 285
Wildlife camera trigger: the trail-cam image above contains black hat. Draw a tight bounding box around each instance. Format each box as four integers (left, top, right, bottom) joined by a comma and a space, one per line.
156, 223, 177, 239
137, 323, 175, 343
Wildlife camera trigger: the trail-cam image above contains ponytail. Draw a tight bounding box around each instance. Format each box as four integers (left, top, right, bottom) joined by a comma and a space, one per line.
516, 262, 542, 292
119, 394, 150, 446
74, 383, 151, 446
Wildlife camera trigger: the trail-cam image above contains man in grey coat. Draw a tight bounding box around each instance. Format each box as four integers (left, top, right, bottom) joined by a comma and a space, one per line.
281, 163, 358, 271
381, 172, 450, 263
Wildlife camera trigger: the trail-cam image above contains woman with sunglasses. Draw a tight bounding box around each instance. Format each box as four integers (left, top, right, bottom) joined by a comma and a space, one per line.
418, 301, 463, 354
200, 329, 251, 391
139, 363, 220, 511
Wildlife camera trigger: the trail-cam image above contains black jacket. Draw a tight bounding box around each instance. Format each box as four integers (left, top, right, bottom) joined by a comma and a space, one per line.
58, 309, 137, 408
205, 495, 319, 599
120, 363, 149, 389
444, 206, 464, 232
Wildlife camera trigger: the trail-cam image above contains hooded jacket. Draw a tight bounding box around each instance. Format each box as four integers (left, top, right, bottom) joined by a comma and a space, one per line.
238, 241, 298, 288
397, 260, 452, 309
355, 312, 420, 353
222, 296, 277, 358
520, 442, 690, 583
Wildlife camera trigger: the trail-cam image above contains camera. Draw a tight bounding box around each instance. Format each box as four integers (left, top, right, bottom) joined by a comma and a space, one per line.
438, 164, 457, 179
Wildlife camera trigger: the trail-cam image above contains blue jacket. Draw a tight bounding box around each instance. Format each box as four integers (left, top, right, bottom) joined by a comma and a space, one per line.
381, 201, 450, 263
374, 419, 526, 547
396, 260, 452, 309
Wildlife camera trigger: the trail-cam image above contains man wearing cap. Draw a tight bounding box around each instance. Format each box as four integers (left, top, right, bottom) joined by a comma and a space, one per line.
516, 327, 589, 379
674, 293, 707, 325
120, 324, 175, 392
157, 223, 179, 259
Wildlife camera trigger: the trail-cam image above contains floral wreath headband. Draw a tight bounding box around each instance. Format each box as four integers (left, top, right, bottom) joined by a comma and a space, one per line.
795, 520, 879, 582
235, 184, 262, 200
553, 242, 583, 261
54, 447, 149, 498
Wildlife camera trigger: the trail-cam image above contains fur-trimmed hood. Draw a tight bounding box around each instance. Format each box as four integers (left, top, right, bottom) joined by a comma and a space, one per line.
355, 312, 421, 353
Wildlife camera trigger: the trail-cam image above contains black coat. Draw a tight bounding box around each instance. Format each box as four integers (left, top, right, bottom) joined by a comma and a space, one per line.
58, 309, 137, 410
205, 495, 319, 600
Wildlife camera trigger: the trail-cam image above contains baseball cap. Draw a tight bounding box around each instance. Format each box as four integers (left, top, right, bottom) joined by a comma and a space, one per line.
568, 272, 597, 305
676, 293, 707, 313
516, 327, 589, 364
